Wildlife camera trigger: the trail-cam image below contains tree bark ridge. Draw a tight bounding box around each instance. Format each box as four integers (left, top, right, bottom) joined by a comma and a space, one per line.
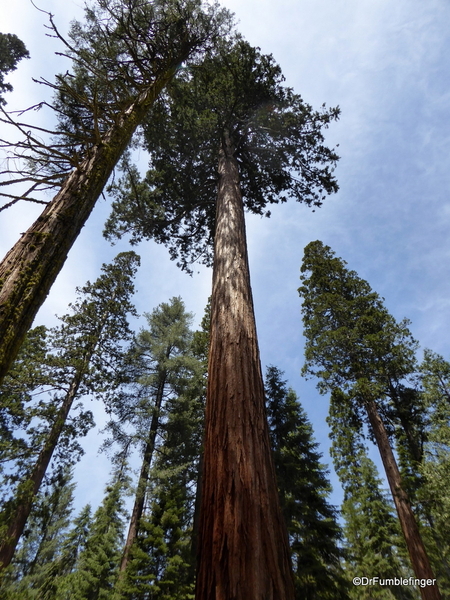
195, 131, 295, 600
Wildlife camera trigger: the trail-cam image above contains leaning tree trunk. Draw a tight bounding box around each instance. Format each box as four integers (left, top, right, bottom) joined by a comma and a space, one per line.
365, 398, 441, 600
0, 69, 175, 386
0, 373, 82, 570
195, 131, 295, 600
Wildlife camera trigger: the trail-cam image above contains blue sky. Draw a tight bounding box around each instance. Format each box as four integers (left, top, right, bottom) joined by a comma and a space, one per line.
1, 0, 450, 511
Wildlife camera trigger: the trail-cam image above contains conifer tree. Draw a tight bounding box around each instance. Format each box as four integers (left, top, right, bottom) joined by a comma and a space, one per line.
0, 0, 231, 385
299, 241, 440, 600
264, 366, 349, 600
329, 390, 418, 600
0, 32, 29, 105
62, 472, 127, 600
418, 351, 450, 594
107, 297, 201, 579
0, 252, 139, 571
106, 39, 339, 600
119, 380, 204, 600
38, 504, 93, 600
1, 468, 75, 599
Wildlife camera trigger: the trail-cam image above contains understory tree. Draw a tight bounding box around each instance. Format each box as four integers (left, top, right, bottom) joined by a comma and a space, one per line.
0, 0, 231, 384
1, 468, 76, 599
104, 297, 202, 586
0, 252, 139, 571
299, 240, 440, 600
418, 351, 450, 593
105, 38, 339, 600
264, 366, 349, 600
329, 390, 418, 600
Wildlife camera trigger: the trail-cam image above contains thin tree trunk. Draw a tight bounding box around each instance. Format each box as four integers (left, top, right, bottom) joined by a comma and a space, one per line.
0, 69, 175, 386
195, 131, 295, 600
118, 377, 165, 575
0, 374, 82, 570
365, 399, 441, 600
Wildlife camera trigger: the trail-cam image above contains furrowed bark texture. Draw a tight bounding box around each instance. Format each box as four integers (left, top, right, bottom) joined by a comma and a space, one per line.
0, 70, 174, 386
0, 374, 81, 570
195, 133, 295, 600
365, 399, 441, 600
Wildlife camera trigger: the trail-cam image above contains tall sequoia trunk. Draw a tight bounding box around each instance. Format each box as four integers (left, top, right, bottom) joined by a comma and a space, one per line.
195, 131, 295, 600
365, 399, 441, 600
0, 69, 175, 386
118, 377, 165, 576
0, 373, 82, 570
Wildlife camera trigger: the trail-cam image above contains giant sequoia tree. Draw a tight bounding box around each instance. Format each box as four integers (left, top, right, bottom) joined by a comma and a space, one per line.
299, 241, 441, 600
0, 0, 230, 384
106, 40, 339, 599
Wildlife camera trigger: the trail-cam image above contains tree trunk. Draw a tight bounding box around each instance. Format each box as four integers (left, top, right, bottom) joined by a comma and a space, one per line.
365, 399, 441, 600
0, 374, 82, 570
0, 69, 175, 386
195, 131, 295, 600
118, 377, 165, 575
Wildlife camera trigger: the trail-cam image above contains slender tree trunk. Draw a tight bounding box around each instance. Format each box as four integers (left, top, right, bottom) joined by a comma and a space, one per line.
0, 374, 82, 570
365, 399, 441, 600
195, 131, 295, 600
0, 69, 175, 386
118, 377, 165, 575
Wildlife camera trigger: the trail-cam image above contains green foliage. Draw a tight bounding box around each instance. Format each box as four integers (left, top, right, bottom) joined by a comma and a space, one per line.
328, 391, 418, 600
299, 241, 424, 466
1, 469, 76, 599
61, 473, 127, 600
18, 0, 233, 186
114, 301, 207, 599
120, 399, 201, 600
0, 252, 140, 494
265, 366, 349, 600
104, 39, 339, 271
299, 241, 418, 403
417, 351, 450, 592
104, 296, 200, 456
0, 32, 29, 104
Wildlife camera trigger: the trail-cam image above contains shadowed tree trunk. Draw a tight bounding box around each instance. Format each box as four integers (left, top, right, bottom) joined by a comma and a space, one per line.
195, 131, 295, 600
365, 399, 441, 600
0, 70, 174, 386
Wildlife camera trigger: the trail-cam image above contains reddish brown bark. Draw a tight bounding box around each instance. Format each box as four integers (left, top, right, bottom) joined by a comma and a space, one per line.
0, 70, 174, 386
195, 132, 295, 600
365, 399, 441, 600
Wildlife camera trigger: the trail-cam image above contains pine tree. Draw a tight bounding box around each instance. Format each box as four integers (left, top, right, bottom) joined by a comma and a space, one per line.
106, 39, 339, 600
264, 366, 349, 600
119, 381, 204, 600
0, 252, 139, 571
299, 240, 440, 600
329, 390, 418, 600
0, 0, 231, 385
107, 297, 202, 580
